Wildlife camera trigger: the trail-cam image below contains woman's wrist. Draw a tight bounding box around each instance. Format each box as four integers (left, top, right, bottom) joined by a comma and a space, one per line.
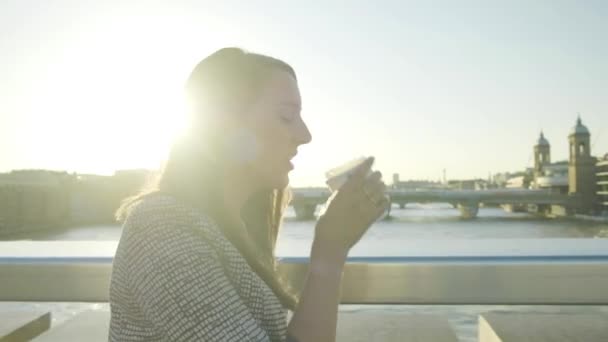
309, 239, 348, 278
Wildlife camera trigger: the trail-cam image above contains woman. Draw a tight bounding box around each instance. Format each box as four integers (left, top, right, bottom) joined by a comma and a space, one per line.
109, 47, 389, 342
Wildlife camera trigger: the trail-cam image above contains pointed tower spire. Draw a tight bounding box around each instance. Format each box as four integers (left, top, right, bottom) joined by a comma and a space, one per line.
536, 130, 549, 146
571, 113, 589, 136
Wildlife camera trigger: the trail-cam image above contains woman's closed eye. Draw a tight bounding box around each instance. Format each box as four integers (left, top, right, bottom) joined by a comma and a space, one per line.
279, 111, 298, 123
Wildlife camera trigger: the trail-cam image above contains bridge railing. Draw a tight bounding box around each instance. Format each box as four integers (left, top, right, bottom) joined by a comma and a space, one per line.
1, 240, 608, 304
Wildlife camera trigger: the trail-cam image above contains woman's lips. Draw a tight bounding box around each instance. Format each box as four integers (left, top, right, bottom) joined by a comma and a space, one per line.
287, 152, 297, 170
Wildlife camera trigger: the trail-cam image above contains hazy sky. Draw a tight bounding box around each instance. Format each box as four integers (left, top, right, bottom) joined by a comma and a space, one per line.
1, 0, 607, 186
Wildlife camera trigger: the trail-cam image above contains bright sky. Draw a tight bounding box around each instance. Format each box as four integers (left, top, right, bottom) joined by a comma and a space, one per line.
1, 0, 607, 187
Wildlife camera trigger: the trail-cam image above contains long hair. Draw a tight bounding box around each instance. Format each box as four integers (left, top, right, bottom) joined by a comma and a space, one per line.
116, 47, 299, 310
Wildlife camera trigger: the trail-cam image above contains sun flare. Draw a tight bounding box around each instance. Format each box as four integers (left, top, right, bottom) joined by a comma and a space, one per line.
23, 20, 194, 175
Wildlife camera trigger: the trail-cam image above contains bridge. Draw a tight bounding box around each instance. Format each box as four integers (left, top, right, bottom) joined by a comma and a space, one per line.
290, 188, 572, 220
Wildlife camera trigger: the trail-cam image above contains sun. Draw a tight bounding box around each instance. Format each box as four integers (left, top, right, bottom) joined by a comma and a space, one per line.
24, 58, 188, 175
19, 8, 265, 175
23, 23, 193, 175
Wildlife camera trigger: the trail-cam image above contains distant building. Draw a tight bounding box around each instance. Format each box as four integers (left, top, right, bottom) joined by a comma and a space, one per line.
568, 116, 597, 214
505, 176, 529, 189
504, 168, 534, 189
533, 131, 551, 178
535, 161, 569, 193
492, 172, 511, 188
531, 132, 568, 193
447, 179, 489, 190
391, 174, 444, 190
526, 117, 600, 215
597, 156, 608, 216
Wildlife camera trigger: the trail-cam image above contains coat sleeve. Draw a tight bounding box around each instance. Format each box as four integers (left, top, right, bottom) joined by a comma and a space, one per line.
124, 215, 272, 342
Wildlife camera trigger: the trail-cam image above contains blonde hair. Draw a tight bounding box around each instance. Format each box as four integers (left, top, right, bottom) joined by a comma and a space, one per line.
117, 47, 299, 310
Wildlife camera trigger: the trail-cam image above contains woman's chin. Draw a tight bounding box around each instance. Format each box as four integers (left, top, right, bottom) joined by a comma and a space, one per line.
279, 174, 290, 189
268, 173, 290, 190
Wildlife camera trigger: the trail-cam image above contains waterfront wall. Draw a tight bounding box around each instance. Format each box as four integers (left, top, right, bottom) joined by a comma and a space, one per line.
0, 172, 72, 237
0, 170, 152, 237
69, 170, 152, 224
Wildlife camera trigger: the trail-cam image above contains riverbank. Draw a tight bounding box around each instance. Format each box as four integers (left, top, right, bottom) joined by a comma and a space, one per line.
575, 214, 608, 223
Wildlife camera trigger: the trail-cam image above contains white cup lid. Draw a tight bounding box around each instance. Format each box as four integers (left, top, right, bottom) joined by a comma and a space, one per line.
325, 157, 372, 191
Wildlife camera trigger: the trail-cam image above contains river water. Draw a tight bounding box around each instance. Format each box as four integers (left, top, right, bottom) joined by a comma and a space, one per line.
4, 204, 608, 341
20, 203, 608, 243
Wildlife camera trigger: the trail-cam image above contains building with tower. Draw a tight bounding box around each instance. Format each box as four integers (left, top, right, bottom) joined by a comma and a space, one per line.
597, 154, 608, 216
568, 116, 597, 214
534, 132, 551, 177
532, 132, 568, 194
528, 116, 602, 215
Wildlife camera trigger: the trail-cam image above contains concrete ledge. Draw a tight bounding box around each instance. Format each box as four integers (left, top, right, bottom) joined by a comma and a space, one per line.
337, 312, 458, 342
0, 311, 51, 341
33, 310, 109, 342
479, 312, 608, 342
24, 310, 459, 342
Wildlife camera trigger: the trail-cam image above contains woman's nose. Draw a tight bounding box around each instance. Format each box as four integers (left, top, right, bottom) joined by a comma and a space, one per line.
295, 119, 312, 145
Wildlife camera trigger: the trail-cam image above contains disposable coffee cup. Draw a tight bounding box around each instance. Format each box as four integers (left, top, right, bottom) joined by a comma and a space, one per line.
319, 157, 390, 220
325, 156, 373, 192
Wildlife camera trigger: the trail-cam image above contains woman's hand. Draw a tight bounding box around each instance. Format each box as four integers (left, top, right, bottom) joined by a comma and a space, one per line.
313, 157, 390, 258
288, 158, 388, 342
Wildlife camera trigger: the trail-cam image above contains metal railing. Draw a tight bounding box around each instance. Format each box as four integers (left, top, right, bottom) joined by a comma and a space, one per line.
2, 241, 608, 305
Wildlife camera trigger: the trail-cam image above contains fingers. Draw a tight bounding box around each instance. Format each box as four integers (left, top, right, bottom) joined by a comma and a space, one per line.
334, 158, 388, 221
357, 193, 390, 224
370, 193, 390, 214
376, 194, 391, 212
363, 171, 385, 200
366, 190, 388, 210
366, 170, 382, 183
361, 171, 388, 212
363, 172, 385, 193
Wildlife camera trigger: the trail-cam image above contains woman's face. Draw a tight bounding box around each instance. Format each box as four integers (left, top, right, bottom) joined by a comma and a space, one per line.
237, 69, 312, 189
